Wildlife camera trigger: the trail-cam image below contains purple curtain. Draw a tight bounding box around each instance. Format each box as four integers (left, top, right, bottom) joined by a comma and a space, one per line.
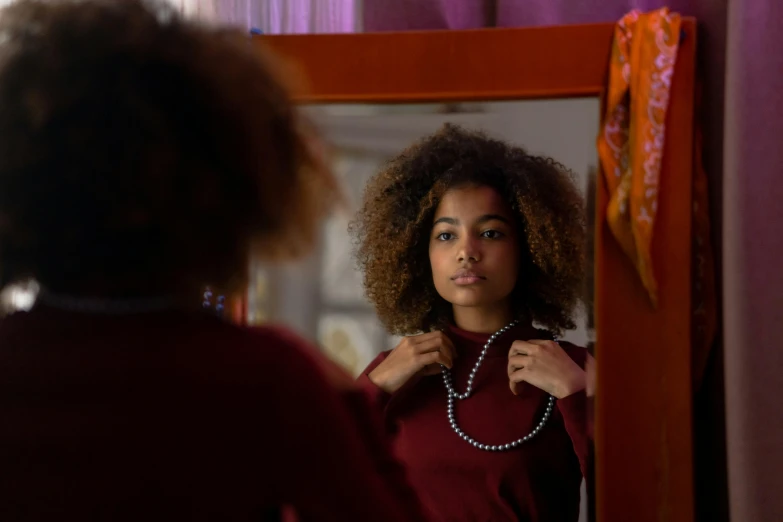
173, 1, 360, 34
363, 0, 494, 30
723, 0, 783, 520
251, 0, 360, 34
365, 0, 715, 29
365, 1, 783, 521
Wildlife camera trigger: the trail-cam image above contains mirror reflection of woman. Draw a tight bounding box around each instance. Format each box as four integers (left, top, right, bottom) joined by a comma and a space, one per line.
352, 124, 590, 522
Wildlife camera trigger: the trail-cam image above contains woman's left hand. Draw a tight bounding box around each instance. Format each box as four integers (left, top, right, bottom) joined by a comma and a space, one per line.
507, 340, 586, 399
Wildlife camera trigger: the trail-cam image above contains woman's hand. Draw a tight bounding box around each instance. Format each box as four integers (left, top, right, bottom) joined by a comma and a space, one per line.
507, 340, 586, 399
368, 331, 456, 394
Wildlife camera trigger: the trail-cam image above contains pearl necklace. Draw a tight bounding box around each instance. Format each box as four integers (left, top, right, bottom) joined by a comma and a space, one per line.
441, 319, 557, 452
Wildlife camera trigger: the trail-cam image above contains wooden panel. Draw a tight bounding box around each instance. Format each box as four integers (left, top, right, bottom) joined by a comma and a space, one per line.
594, 20, 697, 522
261, 25, 614, 102
258, 21, 698, 522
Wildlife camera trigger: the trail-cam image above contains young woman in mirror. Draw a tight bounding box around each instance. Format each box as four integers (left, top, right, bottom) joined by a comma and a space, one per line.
352, 124, 590, 522
0, 1, 431, 520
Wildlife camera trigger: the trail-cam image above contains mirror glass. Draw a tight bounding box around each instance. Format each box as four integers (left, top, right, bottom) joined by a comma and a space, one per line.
248, 99, 599, 371
248, 98, 599, 522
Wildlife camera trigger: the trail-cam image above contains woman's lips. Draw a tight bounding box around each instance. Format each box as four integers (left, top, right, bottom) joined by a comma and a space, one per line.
452, 275, 485, 285
451, 270, 486, 285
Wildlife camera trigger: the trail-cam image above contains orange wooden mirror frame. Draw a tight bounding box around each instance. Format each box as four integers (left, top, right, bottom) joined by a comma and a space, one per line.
256, 22, 698, 522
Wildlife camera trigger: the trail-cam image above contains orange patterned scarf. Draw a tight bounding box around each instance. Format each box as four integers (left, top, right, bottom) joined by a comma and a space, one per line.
598, 9, 717, 384
597, 8, 681, 307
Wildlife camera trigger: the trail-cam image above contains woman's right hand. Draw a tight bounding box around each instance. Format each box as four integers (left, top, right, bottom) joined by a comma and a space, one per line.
368, 331, 457, 394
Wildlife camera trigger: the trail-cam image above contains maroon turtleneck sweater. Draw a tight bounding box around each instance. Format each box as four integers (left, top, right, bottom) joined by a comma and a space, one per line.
0, 306, 429, 522
357, 323, 588, 522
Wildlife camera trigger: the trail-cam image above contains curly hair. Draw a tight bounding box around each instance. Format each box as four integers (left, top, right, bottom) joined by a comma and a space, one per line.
350, 124, 586, 336
0, 0, 337, 296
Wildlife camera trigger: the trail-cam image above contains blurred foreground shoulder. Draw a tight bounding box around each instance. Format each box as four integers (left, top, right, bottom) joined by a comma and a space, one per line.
240, 323, 356, 391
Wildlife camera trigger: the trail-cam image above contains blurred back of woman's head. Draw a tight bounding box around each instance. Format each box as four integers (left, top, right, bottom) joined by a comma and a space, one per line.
0, 0, 336, 298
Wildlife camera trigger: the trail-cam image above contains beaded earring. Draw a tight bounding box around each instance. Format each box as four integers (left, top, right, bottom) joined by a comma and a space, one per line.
202, 287, 225, 317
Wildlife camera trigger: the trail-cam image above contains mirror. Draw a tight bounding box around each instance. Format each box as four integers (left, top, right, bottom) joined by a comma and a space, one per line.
247, 98, 599, 522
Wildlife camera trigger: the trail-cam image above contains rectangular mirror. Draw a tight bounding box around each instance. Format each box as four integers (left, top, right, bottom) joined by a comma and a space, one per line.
249, 95, 599, 522
252, 99, 599, 369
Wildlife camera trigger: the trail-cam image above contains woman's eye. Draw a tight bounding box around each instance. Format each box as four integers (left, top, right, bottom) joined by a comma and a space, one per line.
482, 230, 503, 239
435, 232, 453, 241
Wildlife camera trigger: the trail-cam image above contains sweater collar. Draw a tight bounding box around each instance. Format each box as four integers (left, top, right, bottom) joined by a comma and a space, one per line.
445, 322, 547, 358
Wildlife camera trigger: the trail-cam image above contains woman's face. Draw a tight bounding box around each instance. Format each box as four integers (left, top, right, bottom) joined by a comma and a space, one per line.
428, 184, 520, 312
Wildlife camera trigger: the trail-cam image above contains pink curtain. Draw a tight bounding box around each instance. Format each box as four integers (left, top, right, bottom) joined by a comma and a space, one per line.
723, 0, 783, 521
363, 0, 494, 30
366, 1, 783, 521
246, 0, 360, 34
173, 0, 360, 34
365, 0, 716, 29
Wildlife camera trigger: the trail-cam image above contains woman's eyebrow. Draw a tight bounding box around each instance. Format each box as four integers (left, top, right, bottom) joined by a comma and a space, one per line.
476, 214, 511, 225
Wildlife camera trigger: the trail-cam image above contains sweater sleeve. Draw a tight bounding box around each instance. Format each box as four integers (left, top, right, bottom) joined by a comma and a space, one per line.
260, 328, 431, 522
556, 343, 589, 479
356, 351, 393, 410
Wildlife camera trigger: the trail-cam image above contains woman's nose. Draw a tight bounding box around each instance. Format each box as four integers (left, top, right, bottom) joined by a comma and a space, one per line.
457, 237, 481, 263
